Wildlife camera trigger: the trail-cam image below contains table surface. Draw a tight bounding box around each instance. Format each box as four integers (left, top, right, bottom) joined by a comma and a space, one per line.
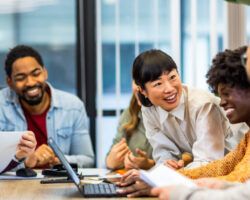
0, 179, 156, 200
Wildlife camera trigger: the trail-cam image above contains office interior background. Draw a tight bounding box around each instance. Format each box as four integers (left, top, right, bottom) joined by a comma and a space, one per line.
0, 0, 249, 167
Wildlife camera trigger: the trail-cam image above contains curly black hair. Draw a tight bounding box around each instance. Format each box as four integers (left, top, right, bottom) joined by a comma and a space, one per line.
206, 46, 250, 94
5, 45, 44, 77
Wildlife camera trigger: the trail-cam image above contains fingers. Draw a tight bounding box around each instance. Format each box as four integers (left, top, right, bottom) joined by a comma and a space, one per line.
151, 187, 161, 196
165, 159, 183, 170
136, 149, 147, 157
117, 181, 151, 197
35, 144, 56, 166
124, 152, 138, 169
19, 131, 37, 151
119, 169, 140, 186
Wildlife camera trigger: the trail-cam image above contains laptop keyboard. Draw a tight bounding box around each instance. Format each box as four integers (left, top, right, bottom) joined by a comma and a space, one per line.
83, 183, 120, 197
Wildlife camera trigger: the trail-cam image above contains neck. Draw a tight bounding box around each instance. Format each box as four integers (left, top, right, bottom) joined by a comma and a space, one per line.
21, 92, 50, 115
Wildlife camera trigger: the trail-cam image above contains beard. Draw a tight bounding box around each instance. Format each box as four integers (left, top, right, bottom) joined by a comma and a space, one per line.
18, 84, 45, 106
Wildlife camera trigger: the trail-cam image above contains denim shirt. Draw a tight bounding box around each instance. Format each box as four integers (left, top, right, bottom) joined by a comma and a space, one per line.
0, 83, 94, 168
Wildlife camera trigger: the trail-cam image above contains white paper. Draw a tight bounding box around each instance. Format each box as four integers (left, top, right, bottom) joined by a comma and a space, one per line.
0, 131, 24, 172
140, 164, 197, 188
78, 168, 110, 177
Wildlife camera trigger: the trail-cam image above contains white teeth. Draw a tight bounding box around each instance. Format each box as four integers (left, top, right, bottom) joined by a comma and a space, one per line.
166, 94, 176, 100
27, 88, 39, 95
225, 108, 234, 115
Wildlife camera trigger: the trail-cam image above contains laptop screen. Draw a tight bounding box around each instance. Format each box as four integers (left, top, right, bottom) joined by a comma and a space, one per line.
48, 137, 81, 186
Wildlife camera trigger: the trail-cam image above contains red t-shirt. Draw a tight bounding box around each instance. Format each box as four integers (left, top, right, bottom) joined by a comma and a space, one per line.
23, 107, 49, 149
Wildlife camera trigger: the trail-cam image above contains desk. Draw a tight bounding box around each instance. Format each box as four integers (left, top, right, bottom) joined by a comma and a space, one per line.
0, 179, 156, 200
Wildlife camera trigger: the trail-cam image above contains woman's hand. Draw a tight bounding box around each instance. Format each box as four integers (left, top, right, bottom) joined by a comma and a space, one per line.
124, 148, 155, 170
195, 178, 227, 189
164, 159, 184, 170
106, 138, 130, 169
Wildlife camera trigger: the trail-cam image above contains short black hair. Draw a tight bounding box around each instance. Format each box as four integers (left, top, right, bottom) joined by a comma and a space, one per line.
132, 49, 178, 107
206, 46, 250, 94
5, 45, 44, 77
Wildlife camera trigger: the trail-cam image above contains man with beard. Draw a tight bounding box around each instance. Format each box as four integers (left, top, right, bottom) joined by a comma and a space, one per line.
0, 45, 94, 168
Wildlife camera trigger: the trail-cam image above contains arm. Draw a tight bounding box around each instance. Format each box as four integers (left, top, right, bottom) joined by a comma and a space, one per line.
178, 132, 249, 179
65, 103, 94, 168
167, 180, 250, 200
186, 103, 232, 168
106, 110, 131, 169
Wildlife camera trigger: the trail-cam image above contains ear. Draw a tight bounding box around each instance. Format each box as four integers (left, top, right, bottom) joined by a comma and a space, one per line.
6, 76, 13, 89
43, 67, 48, 80
138, 86, 148, 98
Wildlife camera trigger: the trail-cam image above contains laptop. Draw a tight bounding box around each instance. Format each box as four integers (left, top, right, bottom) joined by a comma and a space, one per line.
48, 137, 123, 198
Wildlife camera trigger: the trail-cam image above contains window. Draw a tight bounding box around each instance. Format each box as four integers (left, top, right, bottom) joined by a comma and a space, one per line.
0, 0, 77, 94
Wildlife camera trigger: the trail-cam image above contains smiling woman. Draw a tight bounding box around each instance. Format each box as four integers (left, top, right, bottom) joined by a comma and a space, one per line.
132, 49, 248, 169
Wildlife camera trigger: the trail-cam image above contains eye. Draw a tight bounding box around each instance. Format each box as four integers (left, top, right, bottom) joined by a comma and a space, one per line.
14, 75, 26, 82
152, 82, 161, 87
169, 75, 176, 80
32, 69, 42, 76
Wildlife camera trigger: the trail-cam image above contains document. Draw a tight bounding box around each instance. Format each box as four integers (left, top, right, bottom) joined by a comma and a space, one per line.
140, 164, 197, 188
0, 131, 24, 172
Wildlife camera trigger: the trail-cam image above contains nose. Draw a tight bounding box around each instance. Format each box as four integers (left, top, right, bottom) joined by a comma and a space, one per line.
25, 75, 36, 87
163, 81, 174, 93
219, 97, 226, 108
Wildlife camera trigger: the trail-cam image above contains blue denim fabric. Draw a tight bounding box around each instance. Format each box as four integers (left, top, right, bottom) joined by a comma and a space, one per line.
0, 83, 94, 167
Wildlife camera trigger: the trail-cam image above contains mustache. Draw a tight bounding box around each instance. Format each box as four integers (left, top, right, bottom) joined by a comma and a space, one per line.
22, 84, 43, 93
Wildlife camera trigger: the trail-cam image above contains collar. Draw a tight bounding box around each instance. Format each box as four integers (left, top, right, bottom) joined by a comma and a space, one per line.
158, 89, 186, 125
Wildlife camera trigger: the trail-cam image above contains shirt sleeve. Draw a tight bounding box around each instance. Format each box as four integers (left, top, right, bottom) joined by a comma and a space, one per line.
170, 181, 250, 200
142, 107, 181, 163
65, 102, 95, 168
178, 132, 248, 180
186, 103, 227, 168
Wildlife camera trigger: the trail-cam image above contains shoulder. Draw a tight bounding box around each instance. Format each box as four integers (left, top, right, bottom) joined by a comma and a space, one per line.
52, 88, 85, 109
0, 87, 13, 105
119, 108, 131, 122
185, 85, 220, 109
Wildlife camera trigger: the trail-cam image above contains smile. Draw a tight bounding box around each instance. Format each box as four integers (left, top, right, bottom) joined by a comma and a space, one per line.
164, 93, 177, 103
225, 108, 234, 117
25, 87, 41, 97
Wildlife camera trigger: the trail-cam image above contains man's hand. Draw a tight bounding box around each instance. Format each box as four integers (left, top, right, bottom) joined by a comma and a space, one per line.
195, 178, 227, 189
117, 180, 153, 197
124, 149, 155, 170
151, 186, 176, 200
106, 138, 130, 169
15, 131, 37, 161
164, 159, 184, 170
25, 144, 59, 168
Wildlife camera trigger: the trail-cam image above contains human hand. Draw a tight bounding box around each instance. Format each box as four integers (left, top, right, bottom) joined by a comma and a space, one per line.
106, 138, 130, 169
117, 180, 152, 197
124, 149, 154, 170
15, 131, 37, 161
117, 169, 140, 187
25, 144, 57, 168
164, 159, 184, 170
151, 186, 176, 200
195, 178, 227, 189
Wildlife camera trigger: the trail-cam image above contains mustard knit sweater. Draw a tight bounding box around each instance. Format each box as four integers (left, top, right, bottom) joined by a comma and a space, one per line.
179, 131, 250, 182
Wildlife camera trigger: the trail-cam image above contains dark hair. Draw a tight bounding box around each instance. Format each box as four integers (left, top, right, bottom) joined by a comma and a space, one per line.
132, 49, 178, 107
206, 46, 250, 94
5, 45, 44, 77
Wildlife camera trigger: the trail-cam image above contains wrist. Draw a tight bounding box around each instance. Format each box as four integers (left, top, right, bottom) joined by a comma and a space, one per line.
14, 155, 26, 163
